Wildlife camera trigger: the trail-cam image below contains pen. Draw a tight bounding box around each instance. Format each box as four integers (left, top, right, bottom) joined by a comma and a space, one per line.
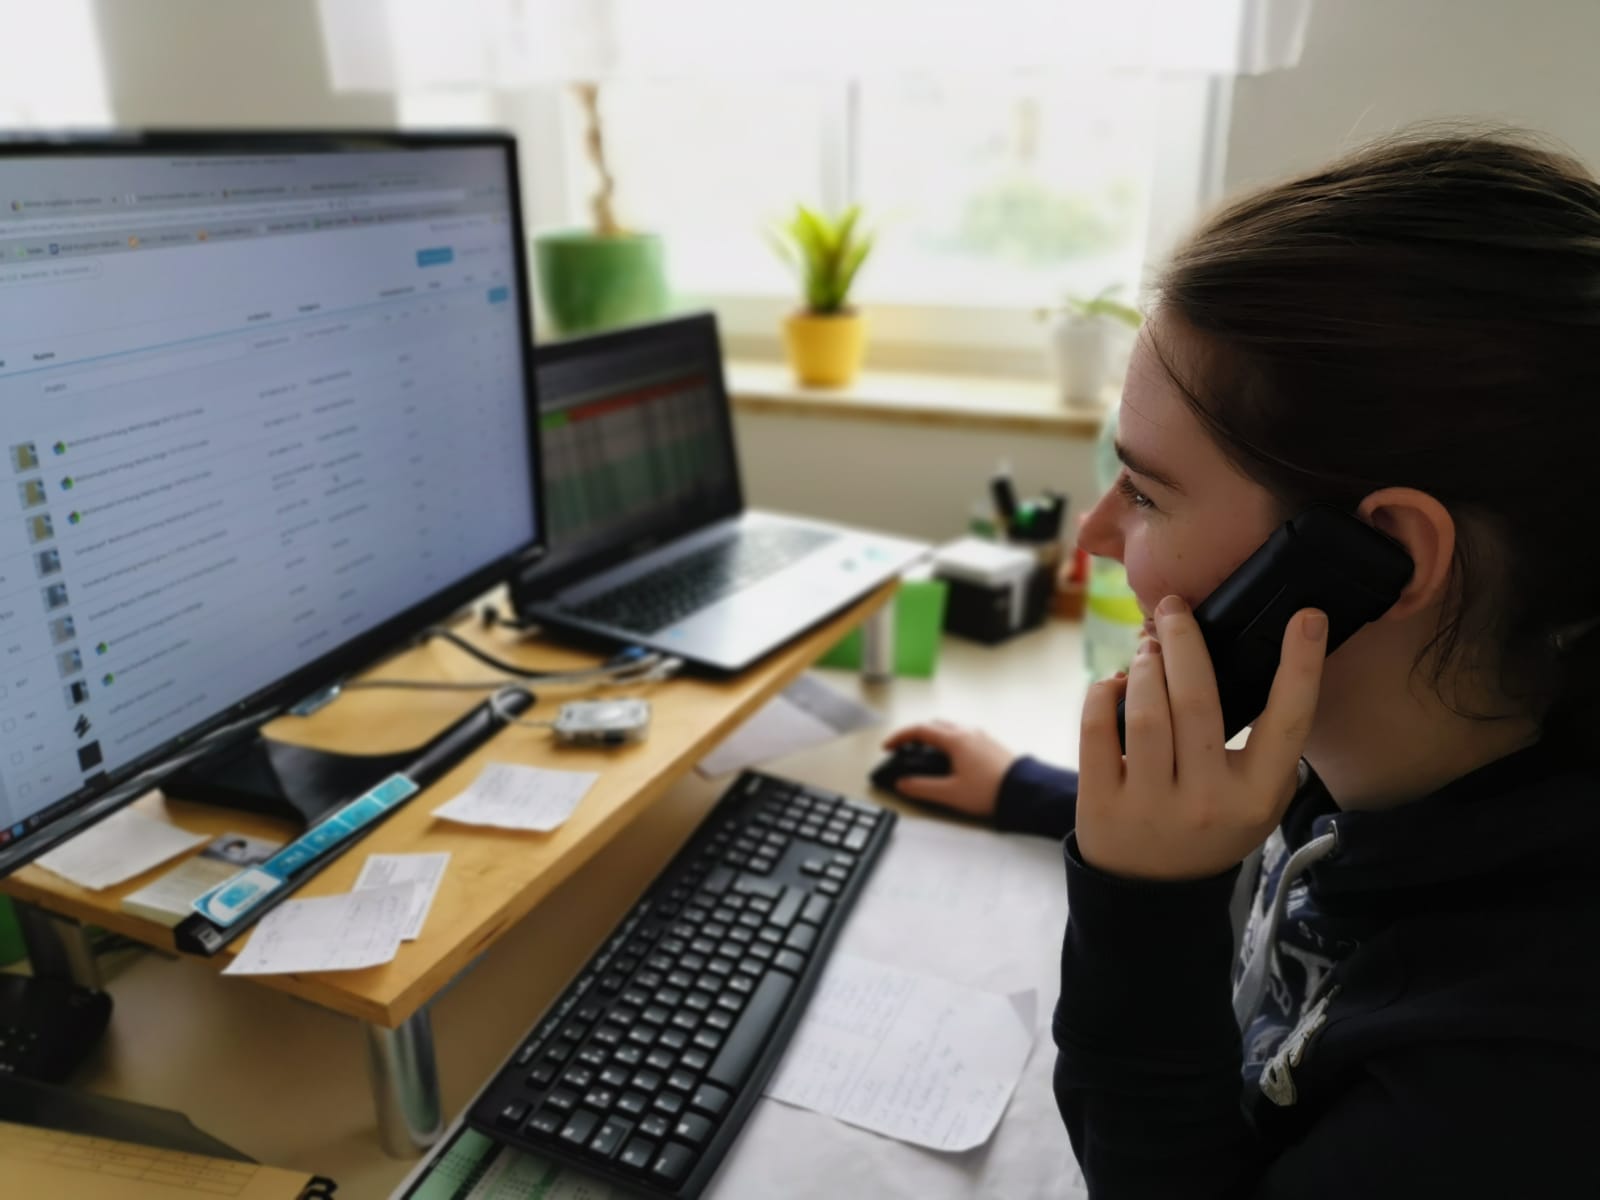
990, 463, 1019, 533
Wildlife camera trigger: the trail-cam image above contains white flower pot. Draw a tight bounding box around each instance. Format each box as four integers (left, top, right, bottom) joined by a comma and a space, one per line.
1049, 315, 1113, 409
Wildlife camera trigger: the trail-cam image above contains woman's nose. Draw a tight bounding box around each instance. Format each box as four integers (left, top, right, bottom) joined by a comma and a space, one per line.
1077, 489, 1124, 561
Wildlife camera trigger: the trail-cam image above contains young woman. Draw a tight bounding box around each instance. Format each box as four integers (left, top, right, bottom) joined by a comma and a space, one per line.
886, 132, 1600, 1195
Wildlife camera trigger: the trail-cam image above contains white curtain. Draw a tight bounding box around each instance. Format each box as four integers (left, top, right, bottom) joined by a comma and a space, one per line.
317, 0, 1312, 91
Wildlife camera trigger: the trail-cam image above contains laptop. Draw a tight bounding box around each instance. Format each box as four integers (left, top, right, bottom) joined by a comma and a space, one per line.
509, 313, 926, 672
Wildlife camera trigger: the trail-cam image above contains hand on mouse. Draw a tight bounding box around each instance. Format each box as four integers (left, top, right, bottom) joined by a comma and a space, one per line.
881, 721, 1016, 819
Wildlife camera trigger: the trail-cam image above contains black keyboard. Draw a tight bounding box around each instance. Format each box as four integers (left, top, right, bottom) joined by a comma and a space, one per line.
563, 527, 836, 635
467, 770, 895, 1197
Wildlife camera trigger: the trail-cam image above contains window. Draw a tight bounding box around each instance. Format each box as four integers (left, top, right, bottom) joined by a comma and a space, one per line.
403, 70, 1210, 372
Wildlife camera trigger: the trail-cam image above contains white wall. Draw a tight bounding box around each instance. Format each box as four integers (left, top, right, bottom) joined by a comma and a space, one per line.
92, 0, 393, 127
1222, 0, 1600, 190
732, 410, 1098, 545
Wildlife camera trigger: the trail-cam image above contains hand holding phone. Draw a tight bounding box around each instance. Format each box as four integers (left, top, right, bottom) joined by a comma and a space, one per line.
1116, 507, 1413, 748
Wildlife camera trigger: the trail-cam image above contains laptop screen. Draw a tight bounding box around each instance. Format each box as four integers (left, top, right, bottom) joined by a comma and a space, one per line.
529, 315, 741, 583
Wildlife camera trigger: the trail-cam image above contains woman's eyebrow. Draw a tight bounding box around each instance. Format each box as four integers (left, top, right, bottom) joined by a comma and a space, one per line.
1114, 440, 1184, 493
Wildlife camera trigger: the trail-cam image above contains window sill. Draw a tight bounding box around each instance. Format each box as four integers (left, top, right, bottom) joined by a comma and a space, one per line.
725, 360, 1111, 438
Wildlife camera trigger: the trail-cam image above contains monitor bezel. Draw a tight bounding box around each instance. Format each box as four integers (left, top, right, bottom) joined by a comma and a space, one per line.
0, 129, 547, 878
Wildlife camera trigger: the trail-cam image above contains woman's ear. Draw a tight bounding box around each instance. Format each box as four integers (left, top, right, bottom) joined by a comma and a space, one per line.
1356, 487, 1455, 620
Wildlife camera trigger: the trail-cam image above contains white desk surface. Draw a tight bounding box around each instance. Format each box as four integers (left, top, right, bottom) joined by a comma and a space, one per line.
58, 619, 1092, 1200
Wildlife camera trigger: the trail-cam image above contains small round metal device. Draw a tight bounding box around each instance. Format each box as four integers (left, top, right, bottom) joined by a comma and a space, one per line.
552, 698, 652, 746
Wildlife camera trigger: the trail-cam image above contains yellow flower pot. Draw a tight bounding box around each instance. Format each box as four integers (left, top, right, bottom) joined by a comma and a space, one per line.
783, 310, 867, 388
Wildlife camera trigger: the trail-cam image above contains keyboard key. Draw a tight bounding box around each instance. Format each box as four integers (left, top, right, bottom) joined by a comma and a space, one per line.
600, 1065, 630, 1088
786, 923, 818, 954
668, 1068, 697, 1092
775, 949, 807, 975
614, 1045, 644, 1067
674, 1112, 715, 1147
709, 971, 795, 1090
562, 1066, 594, 1090
705, 1010, 735, 1032
590, 1116, 632, 1159
619, 1136, 656, 1171
660, 1028, 691, 1051
641, 1114, 671, 1139
681, 1048, 711, 1072
845, 826, 871, 852
559, 1110, 599, 1147
545, 1088, 580, 1113
801, 894, 832, 925
734, 876, 783, 900
646, 1048, 675, 1072
584, 1088, 618, 1112
692, 1028, 723, 1052
652, 1091, 686, 1117
768, 888, 803, 929
496, 1101, 529, 1129
651, 1141, 696, 1185
616, 1091, 650, 1117
690, 1083, 731, 1118
819, 879, 843, 896
529, 1062, 558, 1087
632, 1069, 663, 1093
527, 1109, 563, 1136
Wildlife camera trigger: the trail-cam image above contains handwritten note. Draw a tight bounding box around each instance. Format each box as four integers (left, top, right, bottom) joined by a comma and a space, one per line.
354, 852, 450, 940
765, 953, 1037, 1152
36, 807, 207, 891
223, 882, 415, 976
433, 762, 597, 832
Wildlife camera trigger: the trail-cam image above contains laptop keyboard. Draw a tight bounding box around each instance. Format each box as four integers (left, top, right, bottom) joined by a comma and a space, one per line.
562, 527, 837, 635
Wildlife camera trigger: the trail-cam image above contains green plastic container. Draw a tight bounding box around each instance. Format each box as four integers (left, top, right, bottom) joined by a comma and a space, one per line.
0, 896, 27, 967
817, 580, 949, 678
533, 230, 671, 337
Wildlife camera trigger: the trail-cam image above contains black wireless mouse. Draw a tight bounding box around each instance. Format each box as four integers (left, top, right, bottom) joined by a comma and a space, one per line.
869, 740, 954, 794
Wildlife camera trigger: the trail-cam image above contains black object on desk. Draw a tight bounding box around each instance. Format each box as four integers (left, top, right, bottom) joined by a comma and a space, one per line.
173, 688, 534, 958
0, 975, 111, 1084
868, 741, 953, 795
466, 770, 895, 1199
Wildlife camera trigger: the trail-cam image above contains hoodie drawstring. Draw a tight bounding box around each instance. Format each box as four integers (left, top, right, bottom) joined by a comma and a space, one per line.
1232, 827, 1339, 1032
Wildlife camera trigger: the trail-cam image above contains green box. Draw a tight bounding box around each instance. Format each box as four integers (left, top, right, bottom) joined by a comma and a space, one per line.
816, 579, 948, 678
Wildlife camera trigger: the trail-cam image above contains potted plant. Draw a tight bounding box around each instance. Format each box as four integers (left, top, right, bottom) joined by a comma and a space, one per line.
1038, 284, 1142, 408
534, 82, 671, 337
768, 203, 875, 388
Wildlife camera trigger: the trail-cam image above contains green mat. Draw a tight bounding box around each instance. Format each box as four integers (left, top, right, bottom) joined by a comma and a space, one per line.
815, 579, 948, 678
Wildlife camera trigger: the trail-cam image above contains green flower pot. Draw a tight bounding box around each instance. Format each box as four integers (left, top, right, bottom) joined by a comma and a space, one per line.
533, 230, 670, 337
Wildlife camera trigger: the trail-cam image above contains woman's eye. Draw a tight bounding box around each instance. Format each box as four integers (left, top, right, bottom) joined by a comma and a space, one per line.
1116, 473, 1155, 511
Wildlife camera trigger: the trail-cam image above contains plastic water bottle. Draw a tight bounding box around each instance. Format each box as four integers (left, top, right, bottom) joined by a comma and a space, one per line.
1083, 404, 1143, 680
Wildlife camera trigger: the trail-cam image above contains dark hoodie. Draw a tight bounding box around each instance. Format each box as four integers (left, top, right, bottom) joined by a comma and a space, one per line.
993, 740, 1600, 1197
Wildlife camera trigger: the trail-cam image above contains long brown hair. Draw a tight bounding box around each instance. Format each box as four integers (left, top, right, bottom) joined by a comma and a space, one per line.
1153, 130, 1600, 731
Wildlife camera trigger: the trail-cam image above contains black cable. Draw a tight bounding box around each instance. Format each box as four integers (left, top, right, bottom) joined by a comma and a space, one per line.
419, 625, 661, 682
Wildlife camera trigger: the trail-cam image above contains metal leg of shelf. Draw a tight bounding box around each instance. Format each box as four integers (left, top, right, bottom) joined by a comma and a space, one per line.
363, 1008, 444, 1156
14, 901, 102, 989
861, 602, 895, 684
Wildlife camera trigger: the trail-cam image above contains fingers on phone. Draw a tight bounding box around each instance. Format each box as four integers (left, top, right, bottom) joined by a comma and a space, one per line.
1247, 609, 1328, 778
1079, 677, 1127, 789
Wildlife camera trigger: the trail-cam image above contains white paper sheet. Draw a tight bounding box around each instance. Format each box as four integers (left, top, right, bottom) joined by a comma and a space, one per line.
433, 762, 597, 832
222, 882, 415, 976
765, 953, 1037, 1152
697, 673, 880, 779
354, 852, 450, 940
35, 807, 208, 891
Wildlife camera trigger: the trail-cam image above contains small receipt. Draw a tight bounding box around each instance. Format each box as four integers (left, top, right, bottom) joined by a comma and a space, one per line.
36, 807, 207, 891
223, 882, 415, 976
433, 762, 597, 832
354, 852, 449, 940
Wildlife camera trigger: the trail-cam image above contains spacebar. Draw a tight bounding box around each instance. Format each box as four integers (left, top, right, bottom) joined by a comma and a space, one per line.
707, 971, 795, 1090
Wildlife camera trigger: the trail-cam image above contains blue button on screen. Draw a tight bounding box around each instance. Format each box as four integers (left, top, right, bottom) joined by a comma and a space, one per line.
487, 286, 509, 304
416, 247, 454, 267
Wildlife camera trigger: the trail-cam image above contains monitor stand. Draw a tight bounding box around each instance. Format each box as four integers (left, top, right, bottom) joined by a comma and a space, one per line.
160, 735, 413, 829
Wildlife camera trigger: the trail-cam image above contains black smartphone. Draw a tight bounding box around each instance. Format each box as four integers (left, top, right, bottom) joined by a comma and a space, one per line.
1116, 506, 1414, 748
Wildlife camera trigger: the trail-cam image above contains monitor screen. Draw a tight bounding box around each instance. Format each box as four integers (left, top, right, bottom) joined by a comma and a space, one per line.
531, 315, 739, 582
0, 133, 541, 874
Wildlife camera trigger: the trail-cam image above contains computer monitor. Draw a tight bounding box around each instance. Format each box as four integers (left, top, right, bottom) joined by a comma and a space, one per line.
0, 131, 544, 878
